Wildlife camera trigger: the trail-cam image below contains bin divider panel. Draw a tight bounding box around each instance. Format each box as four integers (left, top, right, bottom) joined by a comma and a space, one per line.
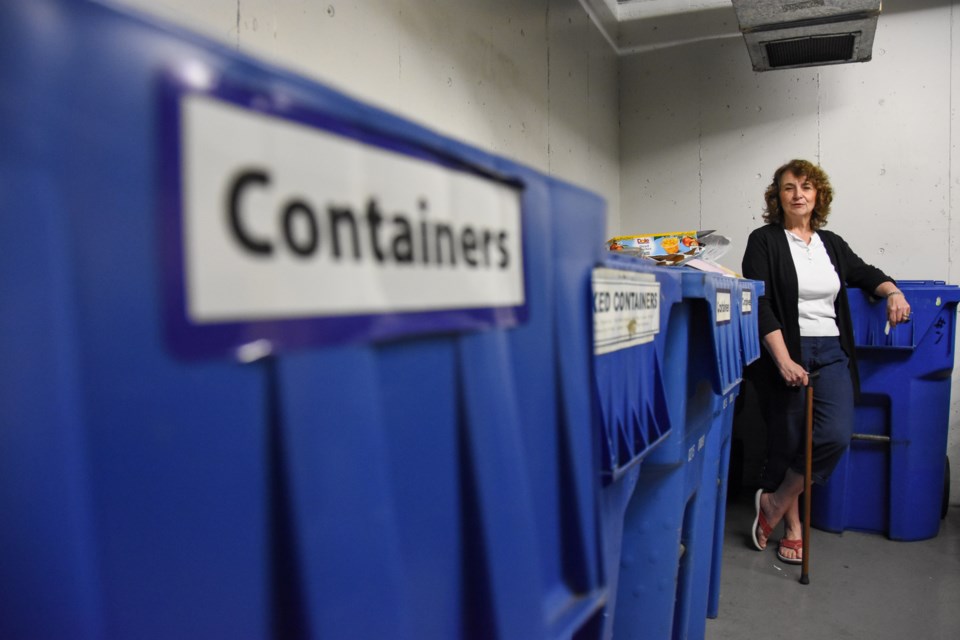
458, 331, 545, 639
277, 350, 412, 638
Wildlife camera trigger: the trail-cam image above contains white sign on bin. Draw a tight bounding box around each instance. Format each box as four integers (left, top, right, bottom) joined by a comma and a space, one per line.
741, 288, 753, 314
181, 93, 525, 323
715, 289, 732, 324
592, 268, 660, 355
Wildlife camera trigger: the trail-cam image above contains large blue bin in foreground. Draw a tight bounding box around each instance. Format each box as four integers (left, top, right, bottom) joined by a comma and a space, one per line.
592, 255, 683, 638
611, 267, 742, 640
0, 2, 609, 638
812, 281, 960, 541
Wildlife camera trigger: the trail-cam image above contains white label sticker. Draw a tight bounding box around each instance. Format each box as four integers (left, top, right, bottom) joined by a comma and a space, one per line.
716, 290, 732, 324
741, 288, 753, 314
592, 268, 661, 355
181, 94, 524, 322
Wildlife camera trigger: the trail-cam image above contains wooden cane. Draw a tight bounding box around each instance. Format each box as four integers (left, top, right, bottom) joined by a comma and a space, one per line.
799, 377, 815, 585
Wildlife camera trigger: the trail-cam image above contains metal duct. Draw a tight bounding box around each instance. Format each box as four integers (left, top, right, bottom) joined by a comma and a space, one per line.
731, 0, 882, 72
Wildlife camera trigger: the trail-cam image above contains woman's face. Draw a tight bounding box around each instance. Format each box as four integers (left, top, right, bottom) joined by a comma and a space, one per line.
779, 170, 817, 220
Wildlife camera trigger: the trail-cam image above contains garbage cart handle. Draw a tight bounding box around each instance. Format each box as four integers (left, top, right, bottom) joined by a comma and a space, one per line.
850, 433, 891, 443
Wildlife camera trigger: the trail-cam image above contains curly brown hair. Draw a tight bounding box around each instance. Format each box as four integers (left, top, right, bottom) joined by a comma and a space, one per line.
762, 159, 834, 230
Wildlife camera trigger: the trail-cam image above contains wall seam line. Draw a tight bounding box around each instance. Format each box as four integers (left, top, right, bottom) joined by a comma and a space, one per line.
817, 71, 822, 163
546, 3, 552, 176
950, 1, 954, 277
698, 102, 703, 230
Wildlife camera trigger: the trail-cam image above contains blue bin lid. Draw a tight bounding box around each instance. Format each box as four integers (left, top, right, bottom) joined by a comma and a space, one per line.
850, 281, 960, 350
592, 255, 684, 478
678, 268, 743, 396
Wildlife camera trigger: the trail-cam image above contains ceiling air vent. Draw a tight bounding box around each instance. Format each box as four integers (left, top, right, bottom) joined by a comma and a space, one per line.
731, 0, 882, 72
766, 33, 856, 68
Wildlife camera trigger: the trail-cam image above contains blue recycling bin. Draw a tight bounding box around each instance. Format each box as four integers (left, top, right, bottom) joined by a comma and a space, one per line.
612, 268, 742, 640
0, 2, 610, 638
591, 255, 683, 639
707, 277, 763, 620
672, 271, 745, 640
812, 281, 960, 541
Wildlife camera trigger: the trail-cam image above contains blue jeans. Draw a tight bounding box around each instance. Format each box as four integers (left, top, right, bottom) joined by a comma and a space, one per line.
761, 336, 854, 488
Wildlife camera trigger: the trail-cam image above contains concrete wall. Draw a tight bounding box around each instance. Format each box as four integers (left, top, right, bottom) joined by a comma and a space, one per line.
620, 0, 960, 504
106, 0, 621, 236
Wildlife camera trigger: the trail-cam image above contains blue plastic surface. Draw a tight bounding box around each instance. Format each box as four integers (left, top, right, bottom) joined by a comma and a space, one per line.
612, 268, 744, 640
736, 278, 765, 366
706, 277, 762, 619
672, 271, 744, 640
591, 256, 683, 639
812, 281, 960, 541
593, 255, 683, 481
0, 1, 608, 638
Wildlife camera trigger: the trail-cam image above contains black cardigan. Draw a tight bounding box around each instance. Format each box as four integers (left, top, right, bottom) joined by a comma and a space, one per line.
741, 222, 895, 402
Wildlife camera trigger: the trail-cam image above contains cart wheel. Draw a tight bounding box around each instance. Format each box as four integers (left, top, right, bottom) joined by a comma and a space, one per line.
943, 456, 951, 520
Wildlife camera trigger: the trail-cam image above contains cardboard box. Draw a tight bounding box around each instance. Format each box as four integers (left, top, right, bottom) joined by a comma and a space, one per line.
607, 231, 701, 258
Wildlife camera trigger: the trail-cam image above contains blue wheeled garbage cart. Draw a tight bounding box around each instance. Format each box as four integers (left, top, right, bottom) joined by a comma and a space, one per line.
591, 255, 683, 639
706, 277, 763, 620
811, 281, 960, 541
0, 2, 611, 638
673, 271, 746, 640
612, 267, 742, 640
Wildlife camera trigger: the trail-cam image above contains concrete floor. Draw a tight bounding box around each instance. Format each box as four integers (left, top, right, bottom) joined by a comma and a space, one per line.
705, 493, 960, 640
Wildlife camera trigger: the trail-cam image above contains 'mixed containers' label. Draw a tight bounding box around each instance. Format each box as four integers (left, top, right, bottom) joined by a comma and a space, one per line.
592, 268, 660, 355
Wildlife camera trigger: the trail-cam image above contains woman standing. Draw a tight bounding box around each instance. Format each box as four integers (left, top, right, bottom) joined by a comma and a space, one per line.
741, 159, 911, 563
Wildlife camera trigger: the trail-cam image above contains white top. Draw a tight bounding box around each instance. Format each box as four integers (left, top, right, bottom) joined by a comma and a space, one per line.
785, 229, 840, 337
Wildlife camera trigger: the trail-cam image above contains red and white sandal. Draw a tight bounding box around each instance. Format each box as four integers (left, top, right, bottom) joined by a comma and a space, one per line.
777, 538, 803, 565
751, 488, 774, 551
